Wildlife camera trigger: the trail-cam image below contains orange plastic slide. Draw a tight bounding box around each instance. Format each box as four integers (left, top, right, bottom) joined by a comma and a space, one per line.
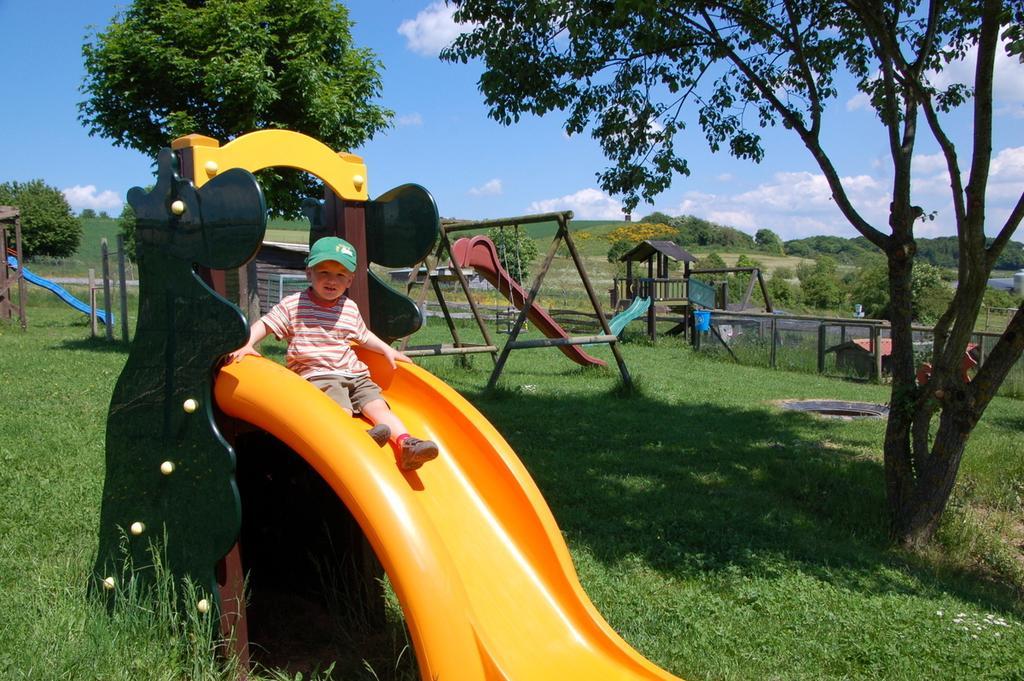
451, 235, 607, 367
215, 353, 680, 681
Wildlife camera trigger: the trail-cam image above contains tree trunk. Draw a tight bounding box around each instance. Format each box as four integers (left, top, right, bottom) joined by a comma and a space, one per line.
892, 408, 971, 547
888, 296, 1024, 547
882, 246, 918, 539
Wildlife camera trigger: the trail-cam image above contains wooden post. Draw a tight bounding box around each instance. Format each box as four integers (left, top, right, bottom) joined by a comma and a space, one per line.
400, 222, 506, 363
0, 223, 7, 321
646, 256, 656, 340
769, 316, 778, 369
558, 216, 632, 389
757, 269, 773, 313
14, 218, 27, 330
871, 325, 883, 382
817, 323, 827, 374
117, 235, 130, 343
739, 268, 757, 310
323, 191, 369, 314
89, 268, 98, 337
101, 238, 114, 341
487, 223, 565, 391
0, 223, 9, 321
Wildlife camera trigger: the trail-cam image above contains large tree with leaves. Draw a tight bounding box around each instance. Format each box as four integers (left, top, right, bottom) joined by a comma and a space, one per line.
445, 0, 1024, 547
80, 0, 391, 216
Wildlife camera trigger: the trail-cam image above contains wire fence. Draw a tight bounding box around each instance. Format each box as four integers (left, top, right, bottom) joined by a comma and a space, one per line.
693, 309, 1024, 398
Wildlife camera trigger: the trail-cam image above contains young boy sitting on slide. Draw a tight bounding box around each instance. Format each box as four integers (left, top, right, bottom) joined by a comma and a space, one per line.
227, 236, 439, 471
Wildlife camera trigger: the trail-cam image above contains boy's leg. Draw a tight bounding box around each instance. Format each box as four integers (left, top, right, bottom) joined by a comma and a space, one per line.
311, 375, 386, 446
361, 398, 438, 471
361, 398, 406, 437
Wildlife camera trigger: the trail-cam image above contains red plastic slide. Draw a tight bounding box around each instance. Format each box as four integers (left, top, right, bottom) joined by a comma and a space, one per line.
452, 235, 606, 367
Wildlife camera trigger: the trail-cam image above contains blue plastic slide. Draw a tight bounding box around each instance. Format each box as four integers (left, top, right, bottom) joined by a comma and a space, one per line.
6, 254, 113, 325
608, 296, 651, 336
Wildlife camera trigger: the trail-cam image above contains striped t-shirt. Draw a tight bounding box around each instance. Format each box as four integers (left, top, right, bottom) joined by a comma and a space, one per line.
261, 289, 371, 378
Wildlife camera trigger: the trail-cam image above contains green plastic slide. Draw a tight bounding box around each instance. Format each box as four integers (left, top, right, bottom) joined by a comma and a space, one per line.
608, 297, 651, 336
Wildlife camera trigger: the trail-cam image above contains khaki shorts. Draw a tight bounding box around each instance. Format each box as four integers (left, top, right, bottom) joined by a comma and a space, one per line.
308, 374, 383, 414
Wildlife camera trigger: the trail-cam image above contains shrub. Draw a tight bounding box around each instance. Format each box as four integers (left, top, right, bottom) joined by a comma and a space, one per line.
604, 222, 679, 263
487, 227, 538, 284
118, 203, 137, 261
0, 179, 82, 258
798, 257, 846, 310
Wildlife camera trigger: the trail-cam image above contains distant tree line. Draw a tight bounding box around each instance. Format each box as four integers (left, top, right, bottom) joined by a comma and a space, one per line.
639, 211, 785, 255
785, 234, 1024, 270
639, 212, 1024, 271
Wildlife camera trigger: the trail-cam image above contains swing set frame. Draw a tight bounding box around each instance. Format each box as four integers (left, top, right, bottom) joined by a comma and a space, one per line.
399, 210, 632, 391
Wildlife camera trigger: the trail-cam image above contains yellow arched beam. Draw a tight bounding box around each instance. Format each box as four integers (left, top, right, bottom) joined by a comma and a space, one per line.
172, 130, 368, 201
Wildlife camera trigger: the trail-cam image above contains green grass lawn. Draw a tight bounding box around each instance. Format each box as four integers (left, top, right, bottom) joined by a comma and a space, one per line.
2, 287, 1022, 680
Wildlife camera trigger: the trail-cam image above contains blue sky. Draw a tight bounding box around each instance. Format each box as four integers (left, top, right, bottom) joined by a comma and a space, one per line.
1, 1, 1022, 241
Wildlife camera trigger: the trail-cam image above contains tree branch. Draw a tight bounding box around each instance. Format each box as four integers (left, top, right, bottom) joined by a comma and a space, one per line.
986, 191, 1024, 270
968, 302, 1024, 413
690, 7, 890, 249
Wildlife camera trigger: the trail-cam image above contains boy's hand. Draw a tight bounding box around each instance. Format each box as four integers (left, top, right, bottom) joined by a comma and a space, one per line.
226, 346, 261, 364
382, 345, 412, 368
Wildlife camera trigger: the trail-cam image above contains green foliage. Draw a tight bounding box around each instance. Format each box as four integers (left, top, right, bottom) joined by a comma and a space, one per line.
784, 235, 875, 264
603, 222, 679, 264
119, 202, 137, 261
487, 226, 539, 284
851, 260, 954, 323
637, 211, 674, 225
916, 235, 1024, 270
910, 262, 954, 325
443, 1, 1019, 218
673, 214, 756, 250
693, 252, 726, 285
984, 287, 1022, 308
797, 257, 845, 310
786, 234, 1024, 270
80, 208, 98, 219
755, 228, 785, 255
0, 179, 82, 258
80, 0, 392, 217
850, 261, 890, 319
766, 270, 798, 307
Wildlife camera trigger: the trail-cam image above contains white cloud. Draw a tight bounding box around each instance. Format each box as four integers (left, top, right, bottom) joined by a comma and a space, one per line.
912, 151, 948, 174
927, 35, 1024, 106
468, 178, 503, 196
528, 188, 624, 220
662, 144, 1024, 241
397, 113, 423, 127
63, 185, 122, 213
669, 170, 889, 240
716, 173, 734, 182
847, 36, 1024, 116
987, 146, 1024, 201
846, 92, 871, 111
398, 3, 473, 56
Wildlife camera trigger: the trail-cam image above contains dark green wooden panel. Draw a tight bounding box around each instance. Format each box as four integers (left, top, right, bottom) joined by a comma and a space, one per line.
365, 184, 439, 267
93, 148, 266, 614
368, 270, 422, 342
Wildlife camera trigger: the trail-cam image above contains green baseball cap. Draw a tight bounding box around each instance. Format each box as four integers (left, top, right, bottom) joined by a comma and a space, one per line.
306, 236, 358, 271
